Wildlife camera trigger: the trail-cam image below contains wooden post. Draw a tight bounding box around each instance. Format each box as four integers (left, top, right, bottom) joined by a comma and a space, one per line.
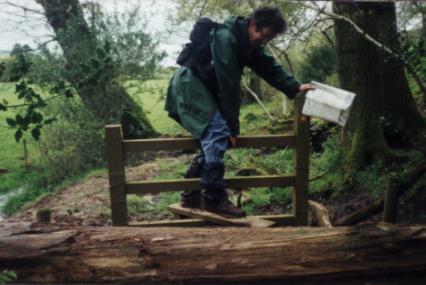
293, 94, 309, 226
383, 177, 398, 223
105, 125, 128, 226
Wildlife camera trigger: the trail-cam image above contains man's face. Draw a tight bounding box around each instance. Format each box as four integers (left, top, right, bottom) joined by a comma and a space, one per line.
248, 21, 275, 47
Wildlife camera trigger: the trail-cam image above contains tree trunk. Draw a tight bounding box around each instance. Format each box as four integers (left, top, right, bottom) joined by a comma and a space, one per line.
2, 223, 426, 284
35, 0, 157, 138
333, 2, 425, 169
377, 2, 425, 148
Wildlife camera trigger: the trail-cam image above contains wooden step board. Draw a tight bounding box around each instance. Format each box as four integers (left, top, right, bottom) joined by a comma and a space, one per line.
168, 203, 275, 228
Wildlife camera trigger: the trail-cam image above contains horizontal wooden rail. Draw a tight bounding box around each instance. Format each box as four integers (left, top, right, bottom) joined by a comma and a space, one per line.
123, 134, 296, 152
126, 175, 296, 194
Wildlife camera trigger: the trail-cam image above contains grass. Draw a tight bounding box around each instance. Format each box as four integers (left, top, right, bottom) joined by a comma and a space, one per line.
2, 166, 107, 215
0, 83, 33, 172
125, 79, 187, 136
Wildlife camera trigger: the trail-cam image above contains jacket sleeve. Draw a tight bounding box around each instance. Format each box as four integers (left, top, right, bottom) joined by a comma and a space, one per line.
247, 48, 301, 99
211, 27, 242, 136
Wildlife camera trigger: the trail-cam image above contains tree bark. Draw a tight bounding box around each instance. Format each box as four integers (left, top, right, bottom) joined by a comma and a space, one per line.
2, 223, 426, 284
35, 0, 157, 138
377, 2, 425, 148
333, 2, 425, 169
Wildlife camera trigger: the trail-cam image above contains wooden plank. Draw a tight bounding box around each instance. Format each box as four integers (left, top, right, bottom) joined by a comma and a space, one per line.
105, 125, 128, 226
256, 214, 295, 226
129, 219, 209, 227
129, 214, 295, 227
126, 175, 296, 194
123, 134, 295, 152
168, 203, 275, 228
293, 94, 309, 226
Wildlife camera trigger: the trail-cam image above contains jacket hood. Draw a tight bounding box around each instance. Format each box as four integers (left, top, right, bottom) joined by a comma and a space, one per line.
223, 16, 253, 60
223, 16, 251, 47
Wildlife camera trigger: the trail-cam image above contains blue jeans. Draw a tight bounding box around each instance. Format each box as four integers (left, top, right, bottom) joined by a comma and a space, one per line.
198, 111, 230, 200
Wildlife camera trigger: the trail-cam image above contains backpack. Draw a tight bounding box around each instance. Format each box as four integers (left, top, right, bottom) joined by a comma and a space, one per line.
177, 17, 219, 67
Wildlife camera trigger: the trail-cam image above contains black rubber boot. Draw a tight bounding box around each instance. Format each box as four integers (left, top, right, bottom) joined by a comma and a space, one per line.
200, 162, 226, 190
200, 162, 246, 218
181, 190, 202, 208
183, 152, 205, 179
180, 152, 205, 208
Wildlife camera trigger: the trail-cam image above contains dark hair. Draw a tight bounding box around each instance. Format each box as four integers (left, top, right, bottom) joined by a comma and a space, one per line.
249, 7, 287, 35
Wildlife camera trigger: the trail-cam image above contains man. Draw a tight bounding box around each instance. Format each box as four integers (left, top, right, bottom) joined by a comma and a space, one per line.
165, 7, 314, 218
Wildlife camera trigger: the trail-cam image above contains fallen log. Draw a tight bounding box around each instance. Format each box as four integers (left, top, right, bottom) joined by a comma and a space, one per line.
1, 222, 426, 284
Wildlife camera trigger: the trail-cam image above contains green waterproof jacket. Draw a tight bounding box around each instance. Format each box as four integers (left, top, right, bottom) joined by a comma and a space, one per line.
165, 16, 301, 138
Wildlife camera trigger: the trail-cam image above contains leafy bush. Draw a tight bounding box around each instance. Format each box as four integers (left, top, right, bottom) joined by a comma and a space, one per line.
309, 132, 346, 197
298, 41, 336, 84
36, 96, 105, 184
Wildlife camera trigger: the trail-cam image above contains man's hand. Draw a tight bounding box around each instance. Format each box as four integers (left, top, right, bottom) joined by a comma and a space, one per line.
299, 83, 315, 92
229, 136, 237, 147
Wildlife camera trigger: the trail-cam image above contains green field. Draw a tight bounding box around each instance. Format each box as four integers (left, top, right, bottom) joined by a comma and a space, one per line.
125, 79, 186, 136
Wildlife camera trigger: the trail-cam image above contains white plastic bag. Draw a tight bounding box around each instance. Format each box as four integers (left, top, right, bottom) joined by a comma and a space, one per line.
302, 81, 356, 126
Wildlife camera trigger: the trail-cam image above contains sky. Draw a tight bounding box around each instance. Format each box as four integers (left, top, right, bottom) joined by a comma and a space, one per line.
0, 0, 189, 66
0, 1, 421, 65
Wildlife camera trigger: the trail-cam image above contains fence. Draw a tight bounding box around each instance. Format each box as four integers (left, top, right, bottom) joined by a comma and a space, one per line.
105, 95, 310, 226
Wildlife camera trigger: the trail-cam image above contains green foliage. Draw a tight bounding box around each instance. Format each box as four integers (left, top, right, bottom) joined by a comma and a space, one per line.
0, 270, 17, 284
0, 62, 5, 79
350, 161, 387, 198
309, 132, 346, 197
298, 41, 336, 84
87, 4, 166, 81
36, 96, 106, 184
249, 188, 271, 206
127, 195, 150, 215
397, 32, 426, 97
3, 80, 61, 142
156, 192, 181, 212
0, 44, 32, 82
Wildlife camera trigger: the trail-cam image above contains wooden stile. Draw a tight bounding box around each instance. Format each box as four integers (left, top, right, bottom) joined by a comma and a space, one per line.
105, 125, 128, 226
105, 99, 311, 226
293, 94, 309, 226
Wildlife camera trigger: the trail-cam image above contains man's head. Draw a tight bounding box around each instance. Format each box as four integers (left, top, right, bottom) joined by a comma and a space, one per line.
248, 7, 287, 47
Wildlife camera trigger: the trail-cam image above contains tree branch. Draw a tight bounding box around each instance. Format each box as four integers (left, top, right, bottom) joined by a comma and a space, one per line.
302, 1, 426, 99
197, 0, 208, 19
268, 44, 295, 75
320, 28, 334, 48
241, 80, 276, 122
0, 1, 44, 15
